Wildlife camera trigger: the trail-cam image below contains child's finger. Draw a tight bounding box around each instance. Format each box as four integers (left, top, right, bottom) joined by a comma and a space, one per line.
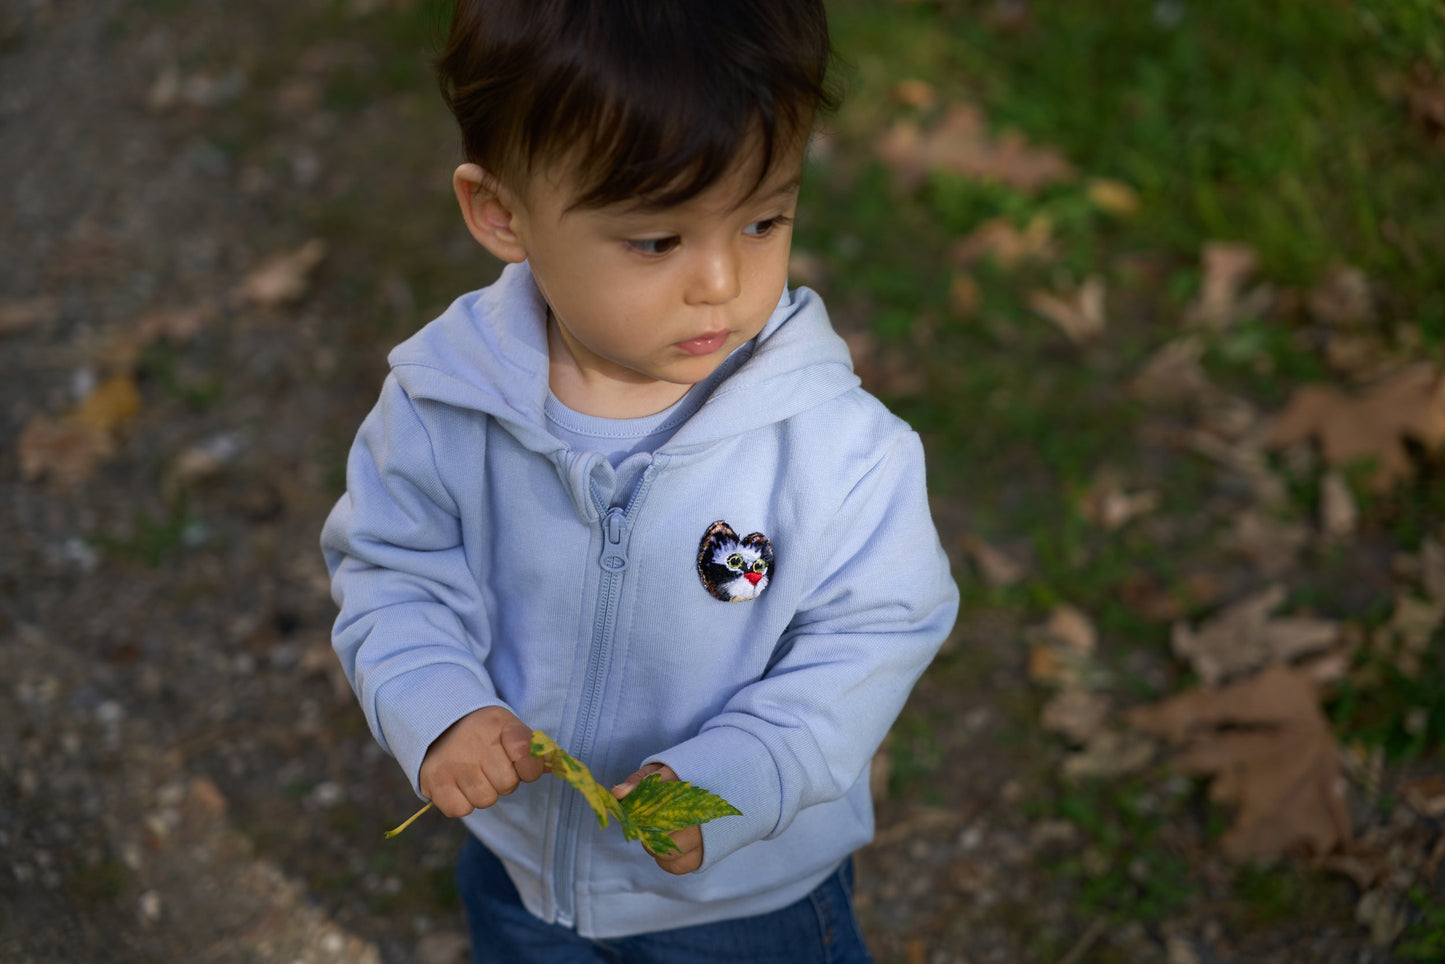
612, 762, 667, 800
500, 720, 545, 781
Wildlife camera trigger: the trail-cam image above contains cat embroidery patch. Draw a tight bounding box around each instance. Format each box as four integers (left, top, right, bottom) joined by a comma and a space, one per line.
697, 521, 773, 602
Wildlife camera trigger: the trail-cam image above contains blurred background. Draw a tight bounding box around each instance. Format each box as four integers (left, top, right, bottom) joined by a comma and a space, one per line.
2, 1, 1443, 961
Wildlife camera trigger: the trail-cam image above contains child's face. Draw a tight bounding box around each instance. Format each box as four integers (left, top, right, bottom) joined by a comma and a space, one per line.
506, 141, 805, 413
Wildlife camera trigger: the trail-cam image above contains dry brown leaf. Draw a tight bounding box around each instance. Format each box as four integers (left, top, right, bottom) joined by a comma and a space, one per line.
891, 79, 937, 109
1306, 263, 1374, 328
840, 331, 926, 397
787, 250, 826, 289
875, 103, 1074, 193
950, 215, 1054, 269
0, 297, 60, 336
1062, 729, 1156, 780
1318, 469, 1359, 540
959, 533, 1025, 588
1183, 241, 1271, 330
1267, 364, 1445, 491
103, 303, 215, 370
1406, 64, 1445, 140
1081, 479, 1160, 531
1370, 594, 1445, 678
947, 274, 980, 319
231, 239, 327, 308
1026, 275, 1106, 344
16, 374, 142, 485
1130, 336, 1211, 403
1422, 535, 1445, 602
1220, 509, 1308, 577
1044, 604, 1096, 654
1129, 665, 1352, 861
1041, 688, 1111, 744
17, 415, 116, 486
1171, 585, 1342, 686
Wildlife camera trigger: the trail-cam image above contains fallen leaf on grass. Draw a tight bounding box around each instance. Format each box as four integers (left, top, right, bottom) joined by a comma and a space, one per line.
876, 103, 1075, 193
1062, 729, 1156, 780
1129, 665, 1352, 861
1085, 178, 1141, 217
1183, 241, 1272, 331
17, 374, 142, 486
1267, 363, 1445, 491
1406, 63, 1445, 141
1318, 469, 1359, 540
1306, 263, 1374, 328
1080, 478, 1160, 531
959, 533, 1025, 588
891, 79, 937, 109
1026, 275, 1106, 344
1423, 535, 1445, 602
1129, 336, 1211, 403
1171, 585, 1342, 686
1369, 593, 1445, 679
1220, 509, 1309, 578
1041, 688, 1111, 745
230, 239, 327, 308
950, 215, 1055, 269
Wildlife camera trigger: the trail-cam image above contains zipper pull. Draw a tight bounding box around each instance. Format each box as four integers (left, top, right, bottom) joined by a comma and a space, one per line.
600, 507, 628, 572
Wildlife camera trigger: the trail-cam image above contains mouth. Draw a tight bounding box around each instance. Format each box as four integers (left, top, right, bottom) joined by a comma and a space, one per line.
673, 331, 730, 357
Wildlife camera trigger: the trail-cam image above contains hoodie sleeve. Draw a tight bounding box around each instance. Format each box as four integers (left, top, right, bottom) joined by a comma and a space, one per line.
649, 429, 959, 869
320, 375, 508, 796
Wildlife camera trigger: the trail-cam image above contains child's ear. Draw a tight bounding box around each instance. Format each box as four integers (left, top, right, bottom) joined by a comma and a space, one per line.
453, 163, 528, 264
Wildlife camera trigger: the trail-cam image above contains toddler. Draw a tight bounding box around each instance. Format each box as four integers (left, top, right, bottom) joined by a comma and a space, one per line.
321, 1, 959, 960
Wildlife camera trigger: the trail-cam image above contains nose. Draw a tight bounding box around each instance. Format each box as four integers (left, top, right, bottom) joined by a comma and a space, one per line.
685, 244, 742, 306
744, 572, 762, 585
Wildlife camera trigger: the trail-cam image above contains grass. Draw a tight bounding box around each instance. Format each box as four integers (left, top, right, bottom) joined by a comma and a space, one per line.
813, 0, 1445, 945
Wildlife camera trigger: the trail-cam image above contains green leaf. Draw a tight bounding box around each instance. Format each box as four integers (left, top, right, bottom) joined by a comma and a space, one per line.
615, 773, 743, 856
529, 731, 623, 829
386, 730, 742, 853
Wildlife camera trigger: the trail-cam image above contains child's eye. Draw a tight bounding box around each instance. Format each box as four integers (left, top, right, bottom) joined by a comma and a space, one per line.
744, 215, 792, 238
626, 236, 680, 256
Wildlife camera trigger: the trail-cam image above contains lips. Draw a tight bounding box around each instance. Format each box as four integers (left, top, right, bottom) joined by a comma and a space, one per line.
674, 331, 730, 356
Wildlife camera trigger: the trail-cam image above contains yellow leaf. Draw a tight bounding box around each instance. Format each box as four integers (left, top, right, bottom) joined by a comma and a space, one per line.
530, 731, 623, 829
16, 374, 141, 486
1085, 178, 1140, 217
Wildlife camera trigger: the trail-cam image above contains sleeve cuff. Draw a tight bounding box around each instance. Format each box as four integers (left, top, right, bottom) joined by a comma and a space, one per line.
373, 663, 509, 797
646, 726, 782, 871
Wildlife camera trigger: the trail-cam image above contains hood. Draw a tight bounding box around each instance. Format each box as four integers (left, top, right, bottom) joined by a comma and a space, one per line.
387, 261, 861, 454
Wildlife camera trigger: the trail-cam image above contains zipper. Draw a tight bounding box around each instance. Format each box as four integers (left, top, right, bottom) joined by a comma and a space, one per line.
551, 472, 653, 929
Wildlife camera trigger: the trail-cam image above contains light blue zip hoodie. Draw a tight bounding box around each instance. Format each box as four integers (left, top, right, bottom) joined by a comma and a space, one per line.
321, 262, 958, 938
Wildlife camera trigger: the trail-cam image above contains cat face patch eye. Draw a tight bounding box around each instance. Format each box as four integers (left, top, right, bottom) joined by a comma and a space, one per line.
697, 520, 773, 602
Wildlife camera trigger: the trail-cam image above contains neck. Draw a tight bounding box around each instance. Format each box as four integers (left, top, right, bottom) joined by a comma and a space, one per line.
546, 315, 692, 418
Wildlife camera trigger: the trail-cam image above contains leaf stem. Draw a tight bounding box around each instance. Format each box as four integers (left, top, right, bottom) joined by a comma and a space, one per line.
383, 801, 434, 838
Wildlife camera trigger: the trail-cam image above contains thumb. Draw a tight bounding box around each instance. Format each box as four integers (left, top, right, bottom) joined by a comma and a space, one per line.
612, 762, 668, 800
501, 721, 535, 763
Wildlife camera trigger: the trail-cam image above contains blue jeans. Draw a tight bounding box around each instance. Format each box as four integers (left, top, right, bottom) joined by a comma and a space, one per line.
456, 835, 874, 964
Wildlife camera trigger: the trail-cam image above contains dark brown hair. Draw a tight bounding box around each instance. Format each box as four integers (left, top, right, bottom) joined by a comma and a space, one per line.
436, 0, 836, 209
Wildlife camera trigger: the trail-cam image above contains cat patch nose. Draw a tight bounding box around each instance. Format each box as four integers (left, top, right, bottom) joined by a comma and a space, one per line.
744, 572, 763, 585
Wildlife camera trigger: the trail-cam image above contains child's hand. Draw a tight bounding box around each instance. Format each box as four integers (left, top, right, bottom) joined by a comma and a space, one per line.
419, 706, 544, 817
613, 763, 704, 875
